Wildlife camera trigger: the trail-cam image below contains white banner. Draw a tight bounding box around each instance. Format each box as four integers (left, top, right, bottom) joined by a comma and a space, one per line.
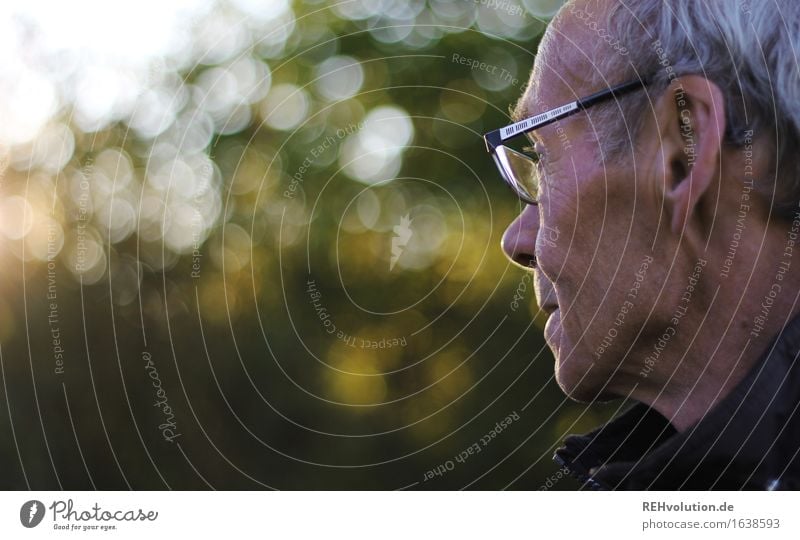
0, 491, 797, 539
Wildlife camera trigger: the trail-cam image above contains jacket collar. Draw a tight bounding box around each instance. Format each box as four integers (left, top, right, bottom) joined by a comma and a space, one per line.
554, 314, 800, 490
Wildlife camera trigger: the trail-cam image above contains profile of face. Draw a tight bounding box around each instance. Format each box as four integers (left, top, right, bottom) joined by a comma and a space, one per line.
500, 1, 679, 402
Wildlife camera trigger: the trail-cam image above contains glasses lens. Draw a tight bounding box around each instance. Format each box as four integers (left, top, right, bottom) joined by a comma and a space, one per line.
494, 146, 540, 204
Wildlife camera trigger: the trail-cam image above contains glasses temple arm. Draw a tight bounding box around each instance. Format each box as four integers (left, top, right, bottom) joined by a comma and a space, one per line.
576, 78, 648, 110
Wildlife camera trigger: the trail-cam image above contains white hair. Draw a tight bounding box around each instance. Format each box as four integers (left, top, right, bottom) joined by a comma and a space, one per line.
593, 0, 800, 217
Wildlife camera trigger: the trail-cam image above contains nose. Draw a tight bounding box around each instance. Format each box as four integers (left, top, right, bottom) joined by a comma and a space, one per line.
502, 204, 539, 269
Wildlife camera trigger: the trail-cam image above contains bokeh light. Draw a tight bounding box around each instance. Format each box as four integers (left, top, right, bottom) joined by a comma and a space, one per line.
0, 0, 594, 491
340, 105, 414, 185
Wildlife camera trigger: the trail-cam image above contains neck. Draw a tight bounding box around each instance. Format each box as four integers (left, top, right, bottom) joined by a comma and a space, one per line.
631, 222, 800, 431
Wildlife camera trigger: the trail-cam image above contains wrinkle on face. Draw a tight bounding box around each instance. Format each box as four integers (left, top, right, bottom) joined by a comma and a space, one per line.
503, 0, 691, 404
516, 0, 617, 125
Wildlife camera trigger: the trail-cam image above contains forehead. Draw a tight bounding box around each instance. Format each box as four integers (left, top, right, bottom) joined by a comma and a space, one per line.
516, 0, 612, 117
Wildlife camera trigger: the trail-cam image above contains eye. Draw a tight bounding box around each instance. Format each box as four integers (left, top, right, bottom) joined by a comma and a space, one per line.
522, 145, 541, 161
523, 144, 546, 168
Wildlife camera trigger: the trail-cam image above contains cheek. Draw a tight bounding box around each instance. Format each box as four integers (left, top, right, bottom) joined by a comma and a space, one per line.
568, 165, 637, 269
547, 172, 625, 321
535, 163, 579, 264
540, 156, 606, 241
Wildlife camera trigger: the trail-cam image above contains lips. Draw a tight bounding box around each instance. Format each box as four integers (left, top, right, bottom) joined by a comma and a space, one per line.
540, 302, 558, 316
531, 257, 561, 352
536, 286, 559, 317
543, 307, 561, 353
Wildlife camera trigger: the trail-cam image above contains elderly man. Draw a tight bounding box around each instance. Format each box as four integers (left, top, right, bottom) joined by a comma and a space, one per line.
486, 0, 800, 489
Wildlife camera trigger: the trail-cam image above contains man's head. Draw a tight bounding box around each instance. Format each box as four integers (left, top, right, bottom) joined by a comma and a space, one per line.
501, 0, 800, 415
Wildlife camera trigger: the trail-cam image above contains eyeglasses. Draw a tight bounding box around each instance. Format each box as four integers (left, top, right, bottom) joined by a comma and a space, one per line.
483, 78, 648, 205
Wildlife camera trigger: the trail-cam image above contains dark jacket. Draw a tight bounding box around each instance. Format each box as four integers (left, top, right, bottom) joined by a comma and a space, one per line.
554, 315, 800, 490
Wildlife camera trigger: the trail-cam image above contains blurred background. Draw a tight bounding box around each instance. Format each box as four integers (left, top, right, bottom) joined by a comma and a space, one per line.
0, 0, 621, 489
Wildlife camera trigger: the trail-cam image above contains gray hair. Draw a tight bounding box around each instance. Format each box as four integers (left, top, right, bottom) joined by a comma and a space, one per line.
591, 0, 800, 218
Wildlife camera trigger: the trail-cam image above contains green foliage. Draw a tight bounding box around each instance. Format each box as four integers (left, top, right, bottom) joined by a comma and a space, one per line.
0, 0, 618, 490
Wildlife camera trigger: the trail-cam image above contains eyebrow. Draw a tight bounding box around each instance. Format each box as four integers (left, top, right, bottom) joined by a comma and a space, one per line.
511, 87, 537, 124
511, 102, 543, 145
510, 97, 529, 124
489, 78, 648, 147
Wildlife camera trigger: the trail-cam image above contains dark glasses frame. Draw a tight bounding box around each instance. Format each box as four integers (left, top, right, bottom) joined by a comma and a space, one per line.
483, 78, 649, 204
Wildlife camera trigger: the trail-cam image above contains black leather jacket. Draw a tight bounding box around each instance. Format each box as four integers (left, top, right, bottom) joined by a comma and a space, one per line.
554, 316, 800, 490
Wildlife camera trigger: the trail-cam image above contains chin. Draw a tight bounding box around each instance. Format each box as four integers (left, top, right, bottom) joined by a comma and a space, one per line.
553, 343, 613, 403
555, 369, 597, 402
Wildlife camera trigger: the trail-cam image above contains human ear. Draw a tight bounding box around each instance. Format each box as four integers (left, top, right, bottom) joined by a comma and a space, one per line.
654, 76, 726, 234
